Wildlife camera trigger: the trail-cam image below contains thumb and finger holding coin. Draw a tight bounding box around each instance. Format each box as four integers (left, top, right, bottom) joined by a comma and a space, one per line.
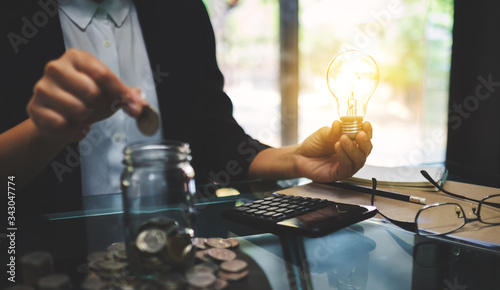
119, 88, 159, 136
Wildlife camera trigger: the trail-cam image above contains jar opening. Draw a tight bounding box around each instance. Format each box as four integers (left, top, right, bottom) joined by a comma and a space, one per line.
123, 141, 191, 165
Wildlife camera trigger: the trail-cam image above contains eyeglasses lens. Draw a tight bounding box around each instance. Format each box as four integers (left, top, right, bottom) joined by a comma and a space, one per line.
416, 204, 466, 236
479, 195, 500, 224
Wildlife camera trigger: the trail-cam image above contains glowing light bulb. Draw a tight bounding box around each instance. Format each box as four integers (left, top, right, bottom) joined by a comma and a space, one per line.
326, 50, 379, 139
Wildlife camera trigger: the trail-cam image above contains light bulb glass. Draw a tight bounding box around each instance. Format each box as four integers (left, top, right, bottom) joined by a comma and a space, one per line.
326, 50, 379, 139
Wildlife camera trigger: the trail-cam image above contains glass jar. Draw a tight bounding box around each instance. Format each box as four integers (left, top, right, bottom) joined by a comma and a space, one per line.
121, 141, 196, 277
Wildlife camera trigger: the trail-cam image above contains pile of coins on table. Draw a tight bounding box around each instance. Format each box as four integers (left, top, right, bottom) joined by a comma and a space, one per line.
127, 216, 196, 276
77, 236, 251, 289
188, 237, 249, 289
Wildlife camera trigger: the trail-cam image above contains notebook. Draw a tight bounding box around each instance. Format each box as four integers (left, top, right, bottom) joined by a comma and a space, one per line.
344, 165, 448, 190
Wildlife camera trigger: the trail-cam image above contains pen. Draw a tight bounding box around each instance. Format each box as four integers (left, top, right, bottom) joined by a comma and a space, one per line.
328, 182, 427, 205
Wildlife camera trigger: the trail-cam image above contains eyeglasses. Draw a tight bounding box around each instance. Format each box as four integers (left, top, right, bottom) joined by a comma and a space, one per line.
370, 172, 500, 236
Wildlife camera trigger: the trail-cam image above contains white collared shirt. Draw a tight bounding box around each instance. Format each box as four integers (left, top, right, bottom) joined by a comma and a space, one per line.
58, 0, 164, 196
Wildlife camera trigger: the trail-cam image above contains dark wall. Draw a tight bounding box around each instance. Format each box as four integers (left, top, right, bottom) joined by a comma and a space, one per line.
446, 0, 500, 188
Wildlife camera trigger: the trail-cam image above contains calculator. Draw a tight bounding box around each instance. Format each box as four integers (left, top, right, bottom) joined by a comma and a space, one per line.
221, 192, 377, 237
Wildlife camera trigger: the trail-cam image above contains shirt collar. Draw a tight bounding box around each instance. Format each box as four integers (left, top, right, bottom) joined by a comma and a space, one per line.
59, 0, 131, 30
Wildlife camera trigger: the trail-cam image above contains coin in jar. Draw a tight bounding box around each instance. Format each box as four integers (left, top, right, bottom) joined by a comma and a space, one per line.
218, 269, 249, 281
205, 238, 231, 249
136, 228, 167, 254
205, 248, 236, 262
220, 259, 248, 273
187, 272, 217, 289
136, 104, 159, 136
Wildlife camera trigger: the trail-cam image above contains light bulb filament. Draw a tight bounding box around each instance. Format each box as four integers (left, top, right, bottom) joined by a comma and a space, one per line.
347, 99, 357, 116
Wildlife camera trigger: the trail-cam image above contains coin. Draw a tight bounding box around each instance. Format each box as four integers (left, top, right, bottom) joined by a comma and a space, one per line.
205, 238, 231, 249
108, 276, 142, 290
166, 231, 193, 266
87, 251, 110, 262
193, 237, 207, 250
136, 104, 159, 136
97, 260, 127, 272
195, 250, 212, 263
187, 272, 217, 289
220, 259, 247, 273
96, 260, 128, 279
37, 274, 72, 290
107, 242, 125, 253
225, 238, 239, 249
218, 269, 249, 281
114, 249, 127, 261
154, 273, 186, 290
136, 228, 167, 254
194, 262, 219, 273
81, 276, 107, 290
214, 279, 228, 290
205, 248, 236, 262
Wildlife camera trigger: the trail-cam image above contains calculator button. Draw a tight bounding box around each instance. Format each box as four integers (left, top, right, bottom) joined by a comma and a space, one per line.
258, 205, 270, 210
263, 211, 277, 216
254, 210, 266, 215
249, 204, 261, 208
252, 200, 265, 203
267, 207, 279, 211
275, 208, 288, 212
261, 201, 273, 205
245, 208, 258, 213
264, 197, 275, 200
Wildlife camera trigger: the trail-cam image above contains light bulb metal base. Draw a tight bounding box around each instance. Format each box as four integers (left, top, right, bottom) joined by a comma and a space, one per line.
340, 116, 363, 140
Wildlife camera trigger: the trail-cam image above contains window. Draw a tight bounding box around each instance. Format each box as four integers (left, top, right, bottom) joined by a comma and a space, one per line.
204, 0, 453, 167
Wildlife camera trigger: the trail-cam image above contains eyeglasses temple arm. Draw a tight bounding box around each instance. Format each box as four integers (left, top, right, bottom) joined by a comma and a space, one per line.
420, 170, 480, 203
371, 177, 418, 233
377, 210, 419, 233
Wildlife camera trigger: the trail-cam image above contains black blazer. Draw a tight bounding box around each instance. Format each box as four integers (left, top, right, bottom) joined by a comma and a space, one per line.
0, 0, 269, 216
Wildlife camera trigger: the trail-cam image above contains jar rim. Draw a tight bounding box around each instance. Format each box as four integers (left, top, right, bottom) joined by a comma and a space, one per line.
124, 140, 190, 155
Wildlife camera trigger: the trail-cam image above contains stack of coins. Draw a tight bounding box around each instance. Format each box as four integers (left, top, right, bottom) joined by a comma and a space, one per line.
80, 276, 107, 290
21, 251, 54, 286
189, 237, 249, 288
218, 260, 249, 282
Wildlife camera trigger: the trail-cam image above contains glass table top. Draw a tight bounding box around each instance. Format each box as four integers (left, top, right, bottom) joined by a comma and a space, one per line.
10, 179, 500, 290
